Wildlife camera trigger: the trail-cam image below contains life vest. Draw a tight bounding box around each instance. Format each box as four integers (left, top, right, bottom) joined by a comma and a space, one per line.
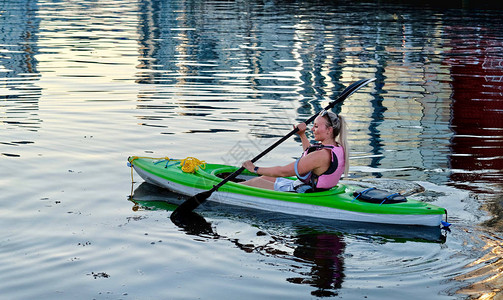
294, 144, 345, 190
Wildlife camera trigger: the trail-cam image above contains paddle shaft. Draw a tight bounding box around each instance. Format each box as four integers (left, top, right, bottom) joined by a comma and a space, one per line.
173, 78, 376, 214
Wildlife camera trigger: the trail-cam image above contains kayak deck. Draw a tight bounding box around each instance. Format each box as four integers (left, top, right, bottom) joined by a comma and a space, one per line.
128, 156, 447, 226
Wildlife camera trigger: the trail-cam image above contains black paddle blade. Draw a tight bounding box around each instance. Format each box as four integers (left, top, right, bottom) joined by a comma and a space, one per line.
171, 190, 213, 216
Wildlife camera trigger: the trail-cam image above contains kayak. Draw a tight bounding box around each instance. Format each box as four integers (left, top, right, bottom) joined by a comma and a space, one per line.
127, 156, 448, 227
130, 182, 447, 243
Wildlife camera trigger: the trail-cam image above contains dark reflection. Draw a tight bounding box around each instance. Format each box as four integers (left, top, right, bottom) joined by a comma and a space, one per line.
0, 0, 41, 130
377, 0, 503, 9
445, 27, 503, 188
129, 181, 446, 296
0, 0, 41, 157
288, 233, 345, 297
170, 210, 214, 235
366, 79, 386, 177
444, 25, 503, 229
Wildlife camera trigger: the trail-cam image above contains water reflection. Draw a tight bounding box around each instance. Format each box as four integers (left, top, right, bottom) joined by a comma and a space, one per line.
130, 182, 447, 297
0, 0, 42, 156
445, 26, 503, 191
287, 233, 345, 297
450, 229, 503, 299
134, 0, 358, 135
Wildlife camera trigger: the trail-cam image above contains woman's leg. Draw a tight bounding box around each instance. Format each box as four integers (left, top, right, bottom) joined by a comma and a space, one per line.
240, 176, 276, 190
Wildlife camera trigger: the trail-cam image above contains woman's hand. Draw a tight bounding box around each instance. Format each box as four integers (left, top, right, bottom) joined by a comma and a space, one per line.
296, 122, 307, 135
242, 160, 255, 173
296, 122, 311, 150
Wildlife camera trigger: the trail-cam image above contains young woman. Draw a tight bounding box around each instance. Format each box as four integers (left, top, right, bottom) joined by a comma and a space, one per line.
241, 110, 349, 192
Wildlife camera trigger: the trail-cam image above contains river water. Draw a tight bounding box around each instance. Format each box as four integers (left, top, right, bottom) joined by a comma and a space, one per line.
1, 0, 503, 298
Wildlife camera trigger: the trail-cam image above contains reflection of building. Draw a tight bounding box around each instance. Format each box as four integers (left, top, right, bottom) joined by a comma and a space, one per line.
135, 0, 272, 133
134, 0, 345, 134
0, 0, 41, 134
340, 12, 453, 182
445, 27, 503, 188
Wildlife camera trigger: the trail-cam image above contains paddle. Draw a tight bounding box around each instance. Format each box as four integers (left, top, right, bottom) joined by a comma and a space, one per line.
171, 78, 376, 217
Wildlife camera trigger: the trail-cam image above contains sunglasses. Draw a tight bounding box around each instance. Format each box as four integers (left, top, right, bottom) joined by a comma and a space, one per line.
319, 109, 334, 127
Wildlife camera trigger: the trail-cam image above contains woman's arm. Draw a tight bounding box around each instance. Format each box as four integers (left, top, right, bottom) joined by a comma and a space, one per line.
242, 160, 296, 177
242, 150, 330, 178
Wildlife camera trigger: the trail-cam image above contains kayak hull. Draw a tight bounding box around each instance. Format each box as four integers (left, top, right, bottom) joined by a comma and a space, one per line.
128, 157, 446, 227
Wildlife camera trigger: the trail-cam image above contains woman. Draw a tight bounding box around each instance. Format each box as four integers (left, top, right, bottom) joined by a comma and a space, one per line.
241, 110, 349, 192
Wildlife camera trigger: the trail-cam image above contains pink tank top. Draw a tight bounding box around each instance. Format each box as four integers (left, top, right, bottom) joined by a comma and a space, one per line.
295, 144, 345, 190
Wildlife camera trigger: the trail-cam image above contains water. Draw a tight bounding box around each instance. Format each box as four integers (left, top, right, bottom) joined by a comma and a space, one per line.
1, 0, 503, 298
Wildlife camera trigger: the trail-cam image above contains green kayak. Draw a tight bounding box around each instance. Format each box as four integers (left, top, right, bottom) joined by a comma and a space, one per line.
128, 156, 447, 227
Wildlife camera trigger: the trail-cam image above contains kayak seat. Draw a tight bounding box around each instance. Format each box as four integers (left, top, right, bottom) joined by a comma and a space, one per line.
293, 184, 330, 194
352, 188, 407, 204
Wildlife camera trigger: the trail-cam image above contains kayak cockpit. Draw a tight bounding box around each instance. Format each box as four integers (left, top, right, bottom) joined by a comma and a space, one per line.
210, 165, 347, 195
211, 166, 261, 183
214, 171, 256, 183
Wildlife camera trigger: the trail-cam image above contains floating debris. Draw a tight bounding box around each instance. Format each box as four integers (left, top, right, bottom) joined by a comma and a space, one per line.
88, 272, 110, 279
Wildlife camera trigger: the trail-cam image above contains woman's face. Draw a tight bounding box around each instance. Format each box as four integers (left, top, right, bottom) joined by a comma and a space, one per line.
312, 116, 332, 141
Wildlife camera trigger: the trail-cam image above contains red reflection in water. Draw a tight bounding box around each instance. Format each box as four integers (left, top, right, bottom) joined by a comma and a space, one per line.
445, 27, 503, 187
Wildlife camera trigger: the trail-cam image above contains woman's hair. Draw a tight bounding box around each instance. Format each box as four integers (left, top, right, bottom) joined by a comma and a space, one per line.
324, 112, 349, 177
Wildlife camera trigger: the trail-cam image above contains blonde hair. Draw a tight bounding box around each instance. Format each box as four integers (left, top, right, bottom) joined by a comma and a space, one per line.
323, 112, 349, 177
